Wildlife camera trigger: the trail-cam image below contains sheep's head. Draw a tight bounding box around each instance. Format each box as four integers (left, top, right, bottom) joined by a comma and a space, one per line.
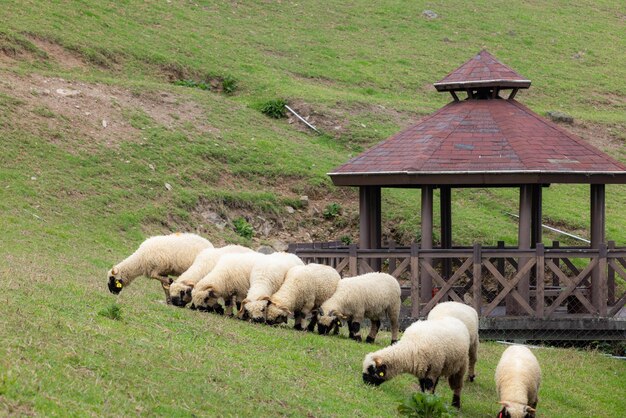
362, 355, 389, 386
266, 300, 290, 326
317, 309, 344, 335
170, 280, 194, 308
189, 286, 223, 314
497, 402, 536, 418
241, 297, 270, 323
107, 267, 125, 295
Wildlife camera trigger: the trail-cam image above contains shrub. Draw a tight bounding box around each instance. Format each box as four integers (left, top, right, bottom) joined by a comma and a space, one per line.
323, 203, 342, 219
397, 392, 455, 418
233, 217, 254, 239
340, 235, 352, 245
260, 99, 287, 118
222, 75, 238, 94
98, 303, 122, 321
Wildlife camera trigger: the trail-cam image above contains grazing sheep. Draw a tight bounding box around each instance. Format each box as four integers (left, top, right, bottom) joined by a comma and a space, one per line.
427, 301, 479, 382
317, 272, 401, 344
239, 252, 304, 323
362, 317, 470, 409
495, 345, 541, 418
170, 245, 254, 307
266, 263, 341, 331
190, 252, 266, 315
107, 233, 213, 304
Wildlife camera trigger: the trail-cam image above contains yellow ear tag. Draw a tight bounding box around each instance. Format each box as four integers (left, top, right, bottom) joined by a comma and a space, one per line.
379, 372, 384, 377
115, 281, 123, 288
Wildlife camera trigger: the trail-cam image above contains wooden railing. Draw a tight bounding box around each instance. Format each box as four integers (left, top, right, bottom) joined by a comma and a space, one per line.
289, 241, 626, 320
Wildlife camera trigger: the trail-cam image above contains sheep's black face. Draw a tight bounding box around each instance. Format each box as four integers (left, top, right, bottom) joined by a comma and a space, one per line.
497, 407, 512, 418
362, 364, 387, 386
171, 289, 193, 308
212, 304, 224, 315
107, 276, 123, 295
267, 314, 288, 326
252, 316, 265, 324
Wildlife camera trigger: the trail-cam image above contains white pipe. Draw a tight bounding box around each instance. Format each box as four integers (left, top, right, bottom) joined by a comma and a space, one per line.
505, 212, 590, 244
285, 105, 320, 133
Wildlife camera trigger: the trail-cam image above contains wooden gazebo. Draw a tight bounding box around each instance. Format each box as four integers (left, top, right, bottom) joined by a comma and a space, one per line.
293, 51, 626, 339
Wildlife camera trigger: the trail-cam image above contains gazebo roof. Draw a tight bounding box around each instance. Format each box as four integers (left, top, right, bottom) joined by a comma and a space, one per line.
434, 50, 531, 92
329, 51, 626, 187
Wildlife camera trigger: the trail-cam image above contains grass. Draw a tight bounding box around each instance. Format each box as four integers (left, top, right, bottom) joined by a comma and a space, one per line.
1, 253, 624, 417
0, 0, 625, 416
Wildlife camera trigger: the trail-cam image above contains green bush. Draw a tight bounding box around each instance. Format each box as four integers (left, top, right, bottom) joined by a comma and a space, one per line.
98, 303, 122, 321
173, 79, 211, 91
340, 235, 352, 245
323, 202, 342, 219
397, 392, 455, 418
233, 217, 254, 239
260, 99, 287, 118
222, 75, 238, 94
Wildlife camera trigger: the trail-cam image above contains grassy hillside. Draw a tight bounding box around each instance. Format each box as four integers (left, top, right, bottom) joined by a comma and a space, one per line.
1, 0, 625, 416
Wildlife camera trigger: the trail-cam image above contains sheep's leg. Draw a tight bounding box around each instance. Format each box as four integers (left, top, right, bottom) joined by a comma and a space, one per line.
153, 276, 173, 304
448, 367, 466, 409
348, 318, 362, 342
306, 310, 318, 332
468, 341, 478, 382
365, 320, 380, 343
387, 306, 400, 344
224, 297, 234, 316
293, 311, 305, 331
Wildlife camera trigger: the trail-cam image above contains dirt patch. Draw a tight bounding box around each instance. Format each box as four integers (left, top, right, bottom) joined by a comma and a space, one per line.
566, 121, 626, 157
0, 72, 219, 150
27, 37, 87, 70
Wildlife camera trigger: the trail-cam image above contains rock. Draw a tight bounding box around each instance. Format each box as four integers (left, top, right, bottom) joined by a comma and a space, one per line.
546, 110, 574, 124
285, 206, 295, 214
572, 51, 585, 59
443, 37, 452, 43
507, 30, 516, 36
55, 88, 80, 97
422, 10, 438, 19
164, 182, 172, 191
256, 245, 275, 255
30, 176, 37, 181
102, 119, 108, 128
271, 240, 289, 252
300, 196, 309, 207
200, 211, 227, 230
148, 164, 155, 171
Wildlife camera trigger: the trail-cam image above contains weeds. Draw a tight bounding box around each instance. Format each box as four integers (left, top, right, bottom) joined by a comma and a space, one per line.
397, 392, 455, 418
260, 99, 287, 118
98, 303, 122, 321
323, 202, 342, 219
233, 217, 253, 239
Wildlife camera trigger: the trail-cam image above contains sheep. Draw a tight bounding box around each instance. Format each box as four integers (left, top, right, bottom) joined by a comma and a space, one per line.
317, 272, 401, 344
265, 263, 341, 331
362, 317, 470, 409
107, 233, 213, 304
427, 301, 479, 382
239, 252, 304, 323
169, 245, 254, 307
495, 345, 541, 418
190, 252, 266, 315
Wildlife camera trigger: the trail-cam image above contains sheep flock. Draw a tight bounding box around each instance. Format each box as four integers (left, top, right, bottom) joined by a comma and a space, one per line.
107, 233, 543, 415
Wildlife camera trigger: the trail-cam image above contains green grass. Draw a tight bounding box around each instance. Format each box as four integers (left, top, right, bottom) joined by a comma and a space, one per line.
1, 0, 625, 416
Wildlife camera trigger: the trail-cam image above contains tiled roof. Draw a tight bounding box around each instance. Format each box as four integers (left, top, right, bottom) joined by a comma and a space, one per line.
330, 99, 626, 178
434, 50, 531, 91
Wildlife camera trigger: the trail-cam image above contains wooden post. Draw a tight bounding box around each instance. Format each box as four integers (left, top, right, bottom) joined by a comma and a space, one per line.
359, 187, 382, 273
497, 241, 505, 277
590, 184, 605, 315
410, 242, 420, 318
440, 186, 452, 280
598, 243, 608, 317
608, 241, 615, 305
472, 243, 482, 315
421, 186, 433, 304
349, 244, 358, 277
531, 185, 543, 248
388, 239, 397, 276
509, 184, 532, 315
552, 241, 560, 287
536, 243, 545, 318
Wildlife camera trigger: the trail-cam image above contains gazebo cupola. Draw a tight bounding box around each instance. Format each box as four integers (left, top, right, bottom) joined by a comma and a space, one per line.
433, 49, 531, 101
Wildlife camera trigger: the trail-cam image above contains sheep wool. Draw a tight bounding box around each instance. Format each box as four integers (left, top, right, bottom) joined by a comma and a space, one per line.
495, 345, 541, 418
318, 272, 401, 344
266, 263, 340, 331
427, 301, 479, 382
362, 317, 470, 409
240, 252, 304, 322
170, 245, 254, 307
190, 252, 266, 315
107, 233, 213, 303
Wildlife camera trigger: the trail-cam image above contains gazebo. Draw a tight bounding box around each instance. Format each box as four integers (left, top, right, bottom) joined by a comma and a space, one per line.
294, 51, 626, 339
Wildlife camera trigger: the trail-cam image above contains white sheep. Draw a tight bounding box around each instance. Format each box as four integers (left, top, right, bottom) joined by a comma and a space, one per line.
362, 317, 470, 409
317, 272, 401, 344
427, 301, 479, 382
265, 263, 341, 331
495, 345, 541, 418
239, 252, 304, 323
107, 233, 213, 304
169, 245, 254, 307
190, 252, 266, 315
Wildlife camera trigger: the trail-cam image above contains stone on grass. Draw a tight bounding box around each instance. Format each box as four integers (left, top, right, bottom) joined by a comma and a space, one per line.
546, 110, 574, 124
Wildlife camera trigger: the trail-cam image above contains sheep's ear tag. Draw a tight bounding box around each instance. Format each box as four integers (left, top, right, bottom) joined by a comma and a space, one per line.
115, 280, 123, 288
378, 371, 384, 377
